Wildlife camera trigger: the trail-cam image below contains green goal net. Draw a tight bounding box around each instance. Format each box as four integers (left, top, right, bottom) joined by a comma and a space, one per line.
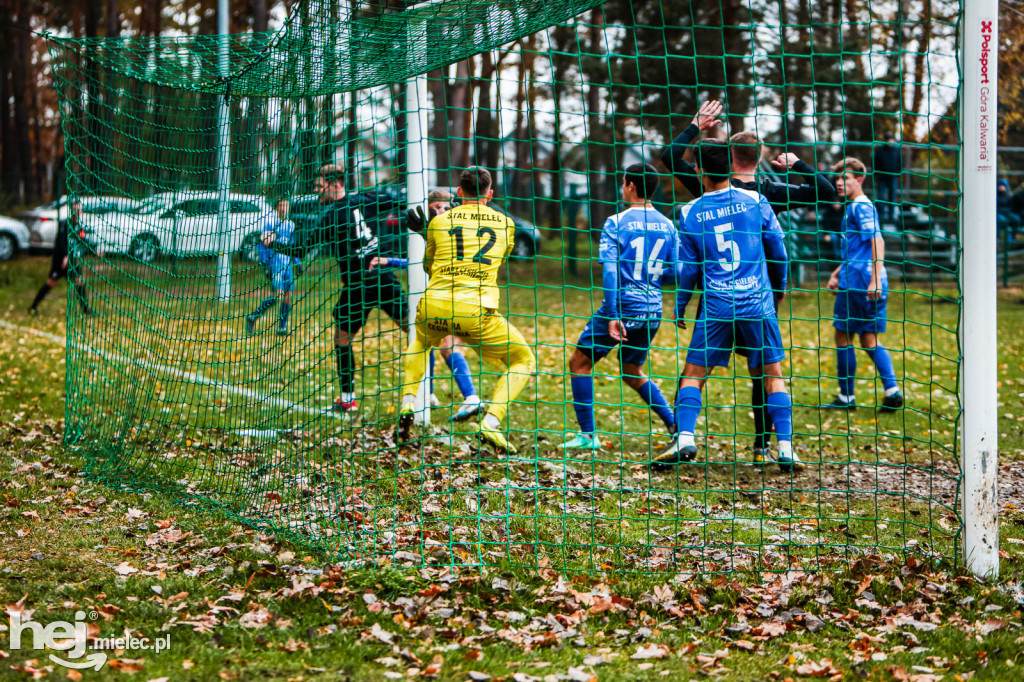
49, 0, 963, 573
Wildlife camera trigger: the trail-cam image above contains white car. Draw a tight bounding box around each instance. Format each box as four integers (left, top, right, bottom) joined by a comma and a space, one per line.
22, 196, 141, 250
81, 192, 274, 263
0, 215, 30, 261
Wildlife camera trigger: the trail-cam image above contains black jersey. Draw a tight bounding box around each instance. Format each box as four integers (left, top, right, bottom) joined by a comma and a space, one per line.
660, 123, 839, 212
272, 191, 396, 282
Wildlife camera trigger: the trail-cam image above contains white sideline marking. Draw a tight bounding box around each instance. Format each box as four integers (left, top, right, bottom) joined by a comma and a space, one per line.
0, 319, 332, 420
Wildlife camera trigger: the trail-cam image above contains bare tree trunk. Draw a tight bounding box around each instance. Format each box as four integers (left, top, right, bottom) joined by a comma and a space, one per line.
0, 0, 14, 198
251, 0, 268, 36
12, 0, 35, 201
474, 52, 500, 179
525, 36, 545, 224
512, 43, 532, 213
548, 25, 574, 232
720, 0, 751, 134
585, 7, 606, 233
907, 1, 931, 143
84, 0, 102, 194
392, 82, 406, 185
427, 67, 450, 185
448, 59, 472, 175
106, 0, 120, 37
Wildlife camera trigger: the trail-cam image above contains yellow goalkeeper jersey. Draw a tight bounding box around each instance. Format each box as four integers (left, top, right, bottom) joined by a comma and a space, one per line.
424, 202, 516, 310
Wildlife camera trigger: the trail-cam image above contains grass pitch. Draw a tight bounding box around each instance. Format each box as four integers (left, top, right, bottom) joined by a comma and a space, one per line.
2, 252, 1024, 681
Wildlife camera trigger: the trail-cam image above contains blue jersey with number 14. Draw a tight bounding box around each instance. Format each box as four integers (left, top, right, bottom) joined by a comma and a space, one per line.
598, 206, 679, 319
677, 187, 788, 320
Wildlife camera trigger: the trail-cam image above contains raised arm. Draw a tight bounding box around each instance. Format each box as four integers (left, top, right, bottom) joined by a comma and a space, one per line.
660, 100, 724, 199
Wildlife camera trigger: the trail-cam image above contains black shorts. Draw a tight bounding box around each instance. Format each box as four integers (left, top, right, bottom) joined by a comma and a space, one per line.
49, 250, 76, 281
332, 270, 408, 334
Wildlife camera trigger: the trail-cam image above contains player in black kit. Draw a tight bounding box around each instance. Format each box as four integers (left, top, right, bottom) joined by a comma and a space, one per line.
263, 164, 407, 414
29, 199, 92, 316
661, 99, 838, 463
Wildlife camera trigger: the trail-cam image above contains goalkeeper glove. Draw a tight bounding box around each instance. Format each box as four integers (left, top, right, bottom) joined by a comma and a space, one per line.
406, 206, 427, 233
405, 204, 442, 233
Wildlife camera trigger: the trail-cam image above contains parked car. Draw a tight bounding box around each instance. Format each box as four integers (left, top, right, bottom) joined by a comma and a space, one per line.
254, 187, 542, 263
80, 192, 274, 263
0, 215, 30, 261
22, 196, 140, 250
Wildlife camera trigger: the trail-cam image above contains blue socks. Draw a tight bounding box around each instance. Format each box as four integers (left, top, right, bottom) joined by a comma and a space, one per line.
838, 344, 899, 399
674, 386, 703, 435
637, 380, 674, 429
570, 375, 596, 434
429, 351, 436, 395
277, 302, 291, 330
445, 351, 477, 399
765, 392, 793, 444
837, 345, 857, 399
865, 345, 898, 392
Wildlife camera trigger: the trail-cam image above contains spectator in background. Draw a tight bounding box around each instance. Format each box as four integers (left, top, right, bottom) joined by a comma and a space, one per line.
997, 179, 1021, 240
872, 132, 902, 222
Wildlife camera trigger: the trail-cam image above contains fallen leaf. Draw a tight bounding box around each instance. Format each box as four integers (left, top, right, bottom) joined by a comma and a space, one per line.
368, 622, 394, 645
239, 606, 272, 629
631, 643, 669, 660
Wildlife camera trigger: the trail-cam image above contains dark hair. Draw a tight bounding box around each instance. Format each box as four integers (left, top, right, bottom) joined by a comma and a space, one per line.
729, 131, 761, 169
623, 163, 660, 199
695, 140, 731, 180
459, 167, 492, 198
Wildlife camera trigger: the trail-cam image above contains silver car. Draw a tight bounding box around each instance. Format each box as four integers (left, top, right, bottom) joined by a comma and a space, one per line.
81, 192, 274, 263
0, 215, 30, 261
22, 196, 140, 250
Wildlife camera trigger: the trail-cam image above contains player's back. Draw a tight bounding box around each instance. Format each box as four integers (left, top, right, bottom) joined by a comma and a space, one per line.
838, 195, 885, 289
680, 187, 781, 318
600, 206, 678, 318
426, 203, 516, 309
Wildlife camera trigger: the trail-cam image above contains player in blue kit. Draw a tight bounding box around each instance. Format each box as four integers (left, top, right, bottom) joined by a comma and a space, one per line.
247, 198, 298, 336
821, 157, 903, 412
559, 163, 678, 451
653, 141, 801, 472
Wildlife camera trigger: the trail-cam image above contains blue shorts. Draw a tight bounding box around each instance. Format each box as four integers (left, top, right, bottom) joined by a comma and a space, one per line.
833, 289, 887, 334
576, 317, 660, 367
686, 316, 786, 369
268, 266, 295, 292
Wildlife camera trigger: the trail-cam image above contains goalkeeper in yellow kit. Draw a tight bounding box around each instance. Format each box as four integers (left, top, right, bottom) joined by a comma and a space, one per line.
397, 167, 536, 453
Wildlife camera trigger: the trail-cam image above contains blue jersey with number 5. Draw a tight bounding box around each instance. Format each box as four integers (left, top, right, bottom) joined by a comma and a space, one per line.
677, 187, 787, 319
598, 206, 679, 319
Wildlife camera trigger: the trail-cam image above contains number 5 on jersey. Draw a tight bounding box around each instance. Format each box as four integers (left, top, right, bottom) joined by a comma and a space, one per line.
714, 223, 740, 272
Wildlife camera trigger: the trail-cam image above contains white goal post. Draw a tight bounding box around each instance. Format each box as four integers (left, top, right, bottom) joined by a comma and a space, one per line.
960, 0, 1000, 579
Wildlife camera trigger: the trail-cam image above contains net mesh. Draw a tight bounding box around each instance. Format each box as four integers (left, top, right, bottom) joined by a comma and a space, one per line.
50, 0, 963, 573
